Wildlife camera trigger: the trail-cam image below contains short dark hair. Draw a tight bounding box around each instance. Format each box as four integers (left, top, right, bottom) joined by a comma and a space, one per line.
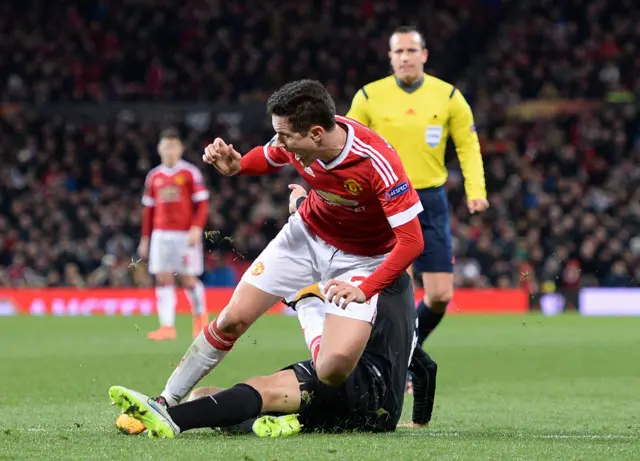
159, 127, 181, 141
392, 25, 426, 49
266, 80, 336, 134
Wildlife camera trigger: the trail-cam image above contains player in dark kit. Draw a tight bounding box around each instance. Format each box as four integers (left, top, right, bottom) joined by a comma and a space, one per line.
109, 271, 437, 437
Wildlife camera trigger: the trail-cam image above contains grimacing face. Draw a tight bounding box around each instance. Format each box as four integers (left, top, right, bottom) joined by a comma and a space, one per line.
389, 32, 428, 83
271, 115, 325, 167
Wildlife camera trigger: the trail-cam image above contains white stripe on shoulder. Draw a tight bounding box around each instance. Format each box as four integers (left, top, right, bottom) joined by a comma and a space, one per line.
352, 138, 399, 183
179, 160, 204, 180
352, 147, 391, 188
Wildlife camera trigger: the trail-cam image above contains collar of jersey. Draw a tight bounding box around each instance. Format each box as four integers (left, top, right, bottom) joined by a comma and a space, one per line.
316, 120, 354, 170
394, 75, 424, 93
158, 160, 185, 175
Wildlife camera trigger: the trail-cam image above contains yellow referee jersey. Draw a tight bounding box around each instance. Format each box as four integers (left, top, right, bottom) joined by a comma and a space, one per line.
346, 75, 486, 199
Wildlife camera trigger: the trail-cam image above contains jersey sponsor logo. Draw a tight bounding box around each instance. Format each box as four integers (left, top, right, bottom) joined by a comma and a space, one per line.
343, 178, 363, 196
157, 186, 182, 202
425, 125, 443, 147
250, 261, 265, 276
384, 181, 410, 201
316, 189, 360, 207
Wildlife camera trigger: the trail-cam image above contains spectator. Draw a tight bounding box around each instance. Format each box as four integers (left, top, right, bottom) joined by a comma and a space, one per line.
0, 0, 637, 292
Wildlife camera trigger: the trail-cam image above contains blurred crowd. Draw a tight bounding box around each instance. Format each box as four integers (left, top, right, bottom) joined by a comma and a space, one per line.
0, 0, 638, 291
0, 0, 500, 104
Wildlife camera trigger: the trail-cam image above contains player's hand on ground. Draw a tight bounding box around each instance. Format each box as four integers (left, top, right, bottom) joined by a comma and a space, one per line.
467, 198, 489, 214
324, 280, 366, 309
203, 138, 241, 176
288, 184, 308, 214
137, 238, 149, 260
187, 227, 202, 246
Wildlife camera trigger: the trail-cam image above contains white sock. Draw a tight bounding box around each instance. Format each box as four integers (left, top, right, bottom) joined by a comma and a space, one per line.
161, 321, 235, 405
186, 280, 206, 316
156, 286, 176, 327
296, 297, 325, 363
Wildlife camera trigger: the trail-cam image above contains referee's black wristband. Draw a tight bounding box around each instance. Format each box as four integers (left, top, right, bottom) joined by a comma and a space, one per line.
295, 196, 307, 211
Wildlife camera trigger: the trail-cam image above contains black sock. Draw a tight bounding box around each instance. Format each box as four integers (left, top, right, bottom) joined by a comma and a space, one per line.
167, 383, 263, 432
417, 300, 445, 344
218, 418, 258, 435
408, 346, 438, 425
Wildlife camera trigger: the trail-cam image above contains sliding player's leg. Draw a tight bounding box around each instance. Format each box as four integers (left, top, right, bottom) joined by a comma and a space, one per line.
159, 281, 282, 406
110, 369, 303, 439
159, 216, 317, 406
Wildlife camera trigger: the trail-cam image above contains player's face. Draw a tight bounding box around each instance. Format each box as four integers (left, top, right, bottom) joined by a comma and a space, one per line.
271, 115, 323, 167
158, 138, 184, 166
388, 32, 428, 83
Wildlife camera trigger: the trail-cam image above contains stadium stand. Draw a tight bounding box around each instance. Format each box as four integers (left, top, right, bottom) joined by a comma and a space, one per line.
0, 0, 638, 292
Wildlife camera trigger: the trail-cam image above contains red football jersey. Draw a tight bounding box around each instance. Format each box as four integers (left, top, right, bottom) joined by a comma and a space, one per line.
264, 116, 423, 256
142, 160, 209, 232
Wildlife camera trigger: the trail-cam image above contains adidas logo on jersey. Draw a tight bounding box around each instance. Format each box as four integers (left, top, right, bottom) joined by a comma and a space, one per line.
406, 109, 416, 115
304, 167, 315, 177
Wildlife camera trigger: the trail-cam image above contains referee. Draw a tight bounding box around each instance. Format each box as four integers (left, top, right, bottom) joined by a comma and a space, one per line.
347, 26, 489, 345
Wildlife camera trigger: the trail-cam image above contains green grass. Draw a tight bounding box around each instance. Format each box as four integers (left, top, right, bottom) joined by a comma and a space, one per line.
1, 314, 639, 460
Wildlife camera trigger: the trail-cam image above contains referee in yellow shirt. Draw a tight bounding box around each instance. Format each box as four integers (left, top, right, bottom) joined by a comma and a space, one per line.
347, 26, 489, 345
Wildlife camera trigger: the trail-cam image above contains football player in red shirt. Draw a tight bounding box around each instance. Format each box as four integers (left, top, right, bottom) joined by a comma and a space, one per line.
138, 128, 210, 340
132, 80, 424, 408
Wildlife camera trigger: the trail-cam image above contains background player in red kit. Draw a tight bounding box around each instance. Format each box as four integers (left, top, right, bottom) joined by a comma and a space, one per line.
150, 80, 424, 409
138, 128, 210, 340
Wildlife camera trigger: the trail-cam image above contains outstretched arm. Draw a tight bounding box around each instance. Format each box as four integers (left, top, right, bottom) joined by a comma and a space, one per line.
203, 137, 289, 176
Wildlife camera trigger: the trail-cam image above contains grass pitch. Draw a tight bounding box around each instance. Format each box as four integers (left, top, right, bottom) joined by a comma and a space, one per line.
1, 314, 639, 460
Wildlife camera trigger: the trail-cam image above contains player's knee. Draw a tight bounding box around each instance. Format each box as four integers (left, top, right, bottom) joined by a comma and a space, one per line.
180, 275, 198, 289
188, 387, 211, 401
316, 353, 354, 387
243, 376, 276, 406
156, 273, 174, 286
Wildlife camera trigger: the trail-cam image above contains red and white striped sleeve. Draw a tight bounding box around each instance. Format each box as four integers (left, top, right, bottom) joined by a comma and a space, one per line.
239, 136, 291, 175
141, 170, 156, 207
352, 137, 423, 226
352, 136, 425, 299
188, 164, 210, 203
263, 135, 290, 168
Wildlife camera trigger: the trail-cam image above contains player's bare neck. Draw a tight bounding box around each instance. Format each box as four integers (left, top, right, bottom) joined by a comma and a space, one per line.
317, 124, 347, 163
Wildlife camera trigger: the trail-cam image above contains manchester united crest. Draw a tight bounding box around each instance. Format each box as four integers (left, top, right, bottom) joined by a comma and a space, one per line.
251, 261, 265, 276
343, 178, 363, 196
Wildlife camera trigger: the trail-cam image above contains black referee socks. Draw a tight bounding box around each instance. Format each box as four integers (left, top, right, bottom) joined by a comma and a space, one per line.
417, 300, 445, 344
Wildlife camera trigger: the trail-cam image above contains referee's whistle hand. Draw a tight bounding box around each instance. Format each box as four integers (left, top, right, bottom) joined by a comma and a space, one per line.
467, 199, 489, 214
